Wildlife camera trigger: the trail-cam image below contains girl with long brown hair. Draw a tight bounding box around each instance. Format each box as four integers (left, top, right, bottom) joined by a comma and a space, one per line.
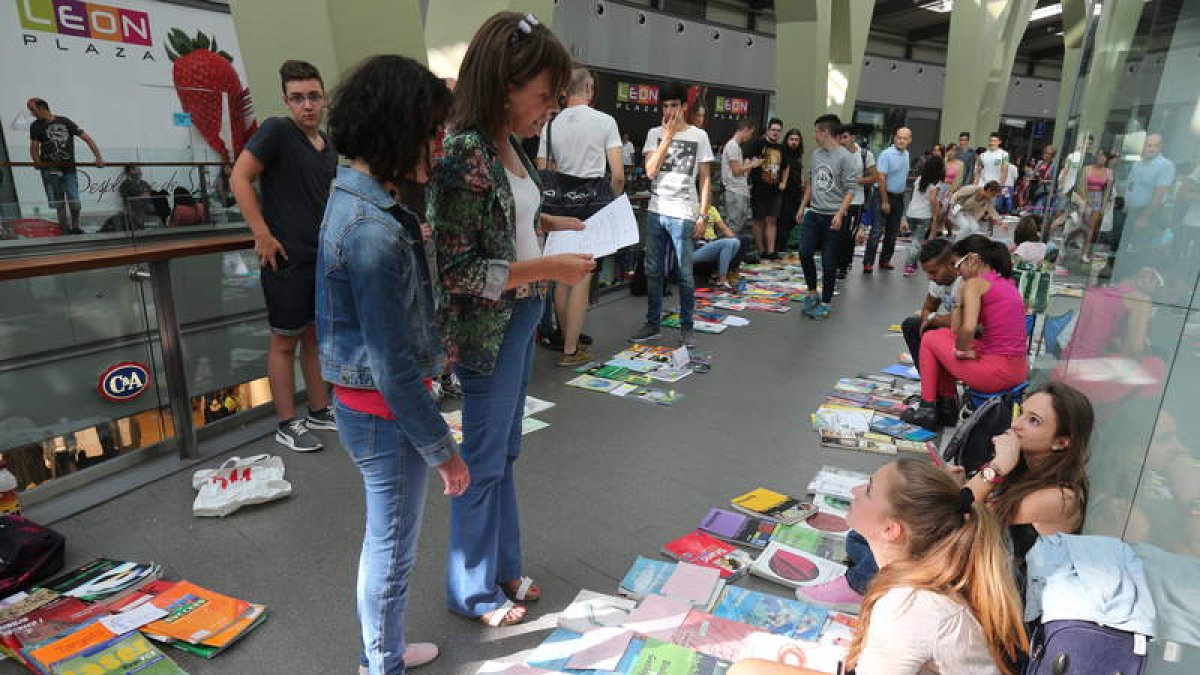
732, 458, 1027, 675
798, 382, 1093, 619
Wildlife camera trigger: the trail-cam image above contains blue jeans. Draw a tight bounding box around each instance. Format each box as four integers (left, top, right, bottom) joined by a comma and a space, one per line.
904, 217, 933, 268
799, 211, 842, 304
864, 192, 904, 267
845, 530, 878, 595
644, 212, 695, 327
40, 170, 80, 209
336, 401, 431, 675
447, 297, 542, 616
693, 237, 740, 276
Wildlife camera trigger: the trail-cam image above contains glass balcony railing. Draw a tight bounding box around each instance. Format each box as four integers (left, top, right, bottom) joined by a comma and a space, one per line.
0, 161, 244, 252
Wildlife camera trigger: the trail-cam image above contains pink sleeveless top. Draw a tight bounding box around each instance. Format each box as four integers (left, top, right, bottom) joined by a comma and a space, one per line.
976, 271, 1027, 356
1086, 170, 1108, 193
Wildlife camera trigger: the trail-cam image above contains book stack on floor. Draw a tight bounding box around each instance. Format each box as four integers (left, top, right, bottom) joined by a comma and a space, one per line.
813, 368, 944, 456
444, 395, 555, 443
478, 467, 873, 675
565, 345, 714, 407
0, 558, 266, 673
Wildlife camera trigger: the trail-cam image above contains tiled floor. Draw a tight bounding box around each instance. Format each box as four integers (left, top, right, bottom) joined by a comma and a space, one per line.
34, 266, 927, 675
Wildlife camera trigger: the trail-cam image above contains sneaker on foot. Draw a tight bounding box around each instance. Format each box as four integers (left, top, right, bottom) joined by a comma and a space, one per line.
305, 407, 337, 430
836, 269, 848, 280
862, 265, 874, 274
680, 327, 697, 348
809, 303, 831, 320
903, 265, 916, 276
629, 324, 662, 343
801, 293, 819, 314
558, 347, 593, 367
795, 576, 863, 614
276, 418, 323, 453
880, 262, 895, 270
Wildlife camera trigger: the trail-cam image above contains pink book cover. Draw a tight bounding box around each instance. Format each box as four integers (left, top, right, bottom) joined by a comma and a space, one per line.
670, 610, 765, 662
624, 594, 693, 642
564, 627, 636, 671
659, 562, 721, 605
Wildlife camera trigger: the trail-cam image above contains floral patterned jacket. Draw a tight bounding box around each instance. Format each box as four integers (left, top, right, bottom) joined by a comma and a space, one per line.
429, 129, 544, 375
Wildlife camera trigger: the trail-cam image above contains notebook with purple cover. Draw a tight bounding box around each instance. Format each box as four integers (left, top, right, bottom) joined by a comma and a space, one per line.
698, 509, 775, 549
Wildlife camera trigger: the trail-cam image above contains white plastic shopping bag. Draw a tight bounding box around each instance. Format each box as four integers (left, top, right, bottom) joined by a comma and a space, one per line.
192, 454, 292, 517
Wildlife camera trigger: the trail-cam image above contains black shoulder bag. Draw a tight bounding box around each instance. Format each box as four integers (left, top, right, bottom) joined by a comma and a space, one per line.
539, 116, 616, 220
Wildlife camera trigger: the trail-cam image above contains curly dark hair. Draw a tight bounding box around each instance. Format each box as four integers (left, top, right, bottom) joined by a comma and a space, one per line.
328, 55, 452, 188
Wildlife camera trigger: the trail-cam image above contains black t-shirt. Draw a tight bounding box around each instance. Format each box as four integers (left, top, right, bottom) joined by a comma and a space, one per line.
30, 116, 82, 170
743, 137, 783, 189
244, 117, 337, 265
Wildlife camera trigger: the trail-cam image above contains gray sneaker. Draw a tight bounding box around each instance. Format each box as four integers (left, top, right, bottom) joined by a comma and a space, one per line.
305, 407, 337, 430
276, 418, 324, 453
679, 327, 697, 348
629, 324, 662, 343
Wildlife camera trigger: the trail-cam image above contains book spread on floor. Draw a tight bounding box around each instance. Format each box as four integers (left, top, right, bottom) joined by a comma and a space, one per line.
559, 590, 638, 634
769, 523, 848, 562
527, 627, 646, 675
661, 532, 753, 580
729, 488, 815, 525
736, 632, 843, 673
628, 637, 731, 675
806, 468, 870, 500
749, 541, 848, 589
710, 587, 828, 641
47, 630, 187, 675
35, 559, 164, 604
697, 509, 775, 550
624, 594, 693, 642
670, 610, 764, 662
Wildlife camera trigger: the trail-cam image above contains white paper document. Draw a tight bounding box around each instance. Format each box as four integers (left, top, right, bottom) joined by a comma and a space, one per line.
542, 194, 640, 258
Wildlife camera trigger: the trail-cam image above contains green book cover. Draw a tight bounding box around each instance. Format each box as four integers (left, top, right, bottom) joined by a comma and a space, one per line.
629, 638, 730, 675
769, 523, 848, 562
49, 632, 188, 674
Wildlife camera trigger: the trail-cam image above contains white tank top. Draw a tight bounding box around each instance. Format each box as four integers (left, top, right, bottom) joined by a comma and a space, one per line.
506, 167, 542, 262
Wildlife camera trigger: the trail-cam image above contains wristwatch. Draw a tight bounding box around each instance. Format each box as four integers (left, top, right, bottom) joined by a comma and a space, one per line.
979, 462, 1006, 485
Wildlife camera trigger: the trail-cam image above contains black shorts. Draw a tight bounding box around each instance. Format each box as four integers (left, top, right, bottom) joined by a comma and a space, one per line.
751, 187, 782, 220
261, 262, 316, 336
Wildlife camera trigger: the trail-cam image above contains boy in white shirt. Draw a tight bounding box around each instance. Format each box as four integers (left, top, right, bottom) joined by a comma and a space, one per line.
975, 132, 1010, 187
629, 81, 714, 348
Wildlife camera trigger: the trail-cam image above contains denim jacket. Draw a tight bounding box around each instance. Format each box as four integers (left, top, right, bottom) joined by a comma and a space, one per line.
429, 130, 544, 375
316, 166, 457, 466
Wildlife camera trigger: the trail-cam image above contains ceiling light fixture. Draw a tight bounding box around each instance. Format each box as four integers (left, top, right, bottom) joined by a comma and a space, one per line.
923, 0, 953, 13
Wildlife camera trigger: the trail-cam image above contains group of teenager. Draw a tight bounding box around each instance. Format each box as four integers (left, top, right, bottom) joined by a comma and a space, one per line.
225, 10, 1107, 675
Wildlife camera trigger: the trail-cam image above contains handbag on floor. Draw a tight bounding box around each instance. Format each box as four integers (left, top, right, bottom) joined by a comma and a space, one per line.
0, 515, 66, 597
192, 454, 292, 517
1025, 620, 1147, 675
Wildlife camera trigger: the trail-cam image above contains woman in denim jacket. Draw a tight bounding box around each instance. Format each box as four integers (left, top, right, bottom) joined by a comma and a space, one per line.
316, 56, 470, 675
430, 12, 594, 627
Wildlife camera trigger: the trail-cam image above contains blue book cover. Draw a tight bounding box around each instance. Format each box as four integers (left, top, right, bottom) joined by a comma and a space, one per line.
869, 416, 936, 442
881, 364, 920, 380
619, 556, 676, 598
710, 586, 828, 641
528, 628, 646, 674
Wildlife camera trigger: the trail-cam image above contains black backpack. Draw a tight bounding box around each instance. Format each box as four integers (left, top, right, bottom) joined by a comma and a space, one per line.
0, 515, 66, 598
942, 394, 1018, 474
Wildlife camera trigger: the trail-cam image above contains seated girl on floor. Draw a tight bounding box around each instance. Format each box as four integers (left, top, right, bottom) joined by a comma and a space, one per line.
731, 458, 1028, 675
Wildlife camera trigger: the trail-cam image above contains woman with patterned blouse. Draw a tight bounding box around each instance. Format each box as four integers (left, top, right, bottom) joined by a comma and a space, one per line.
429, 12, 595, 628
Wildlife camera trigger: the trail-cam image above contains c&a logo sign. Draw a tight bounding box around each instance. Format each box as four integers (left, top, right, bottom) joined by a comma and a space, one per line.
98, 361, 152, 403
16, 0, 153, 46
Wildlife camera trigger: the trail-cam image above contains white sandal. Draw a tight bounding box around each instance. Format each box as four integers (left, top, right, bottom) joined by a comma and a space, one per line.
503, 576, 540, 602
480, 600, 525, 627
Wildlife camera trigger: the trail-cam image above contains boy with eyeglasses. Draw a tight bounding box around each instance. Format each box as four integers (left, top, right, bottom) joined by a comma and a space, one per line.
231, 59, 337, 452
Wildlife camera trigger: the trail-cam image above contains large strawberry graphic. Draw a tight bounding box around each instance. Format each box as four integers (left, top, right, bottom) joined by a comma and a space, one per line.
166, 28, 258, 162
